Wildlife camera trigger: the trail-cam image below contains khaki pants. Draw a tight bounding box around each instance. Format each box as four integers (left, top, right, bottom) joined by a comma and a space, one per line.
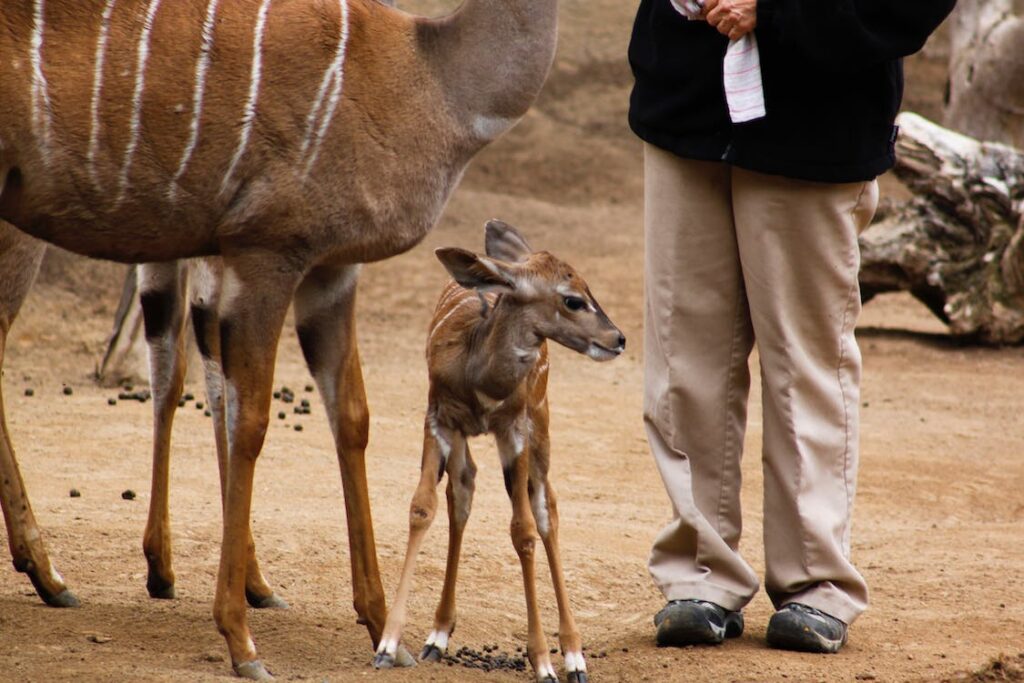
643, 143, 877, 624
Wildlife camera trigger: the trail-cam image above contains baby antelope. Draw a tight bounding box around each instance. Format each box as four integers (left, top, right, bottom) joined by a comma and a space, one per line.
373, 220, 625, 682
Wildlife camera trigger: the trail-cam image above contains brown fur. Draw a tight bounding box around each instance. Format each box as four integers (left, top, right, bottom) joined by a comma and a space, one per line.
0, 1, 558, 677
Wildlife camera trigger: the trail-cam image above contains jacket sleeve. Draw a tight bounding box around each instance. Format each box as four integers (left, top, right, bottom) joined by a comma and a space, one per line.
756, 0, 957, 71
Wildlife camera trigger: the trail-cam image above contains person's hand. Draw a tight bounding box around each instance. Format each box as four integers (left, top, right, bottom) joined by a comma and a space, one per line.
704, 0, 758, 40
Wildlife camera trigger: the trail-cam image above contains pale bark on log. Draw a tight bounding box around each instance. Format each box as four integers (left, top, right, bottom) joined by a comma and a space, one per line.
859, 113, 1024, 344
945, 0, 1024, 147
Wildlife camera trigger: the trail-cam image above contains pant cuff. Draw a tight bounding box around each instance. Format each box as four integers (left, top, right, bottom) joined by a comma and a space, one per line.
658, 580, 755, 613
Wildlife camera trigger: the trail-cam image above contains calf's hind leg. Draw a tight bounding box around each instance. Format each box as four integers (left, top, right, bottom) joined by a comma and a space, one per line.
0, 223, 77, 607
421, 438, 476, 662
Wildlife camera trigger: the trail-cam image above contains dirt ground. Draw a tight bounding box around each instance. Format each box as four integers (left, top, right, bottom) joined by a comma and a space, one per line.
2, 2, 1023, 682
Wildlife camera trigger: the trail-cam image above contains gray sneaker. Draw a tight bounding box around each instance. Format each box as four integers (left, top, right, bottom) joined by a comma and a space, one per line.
766, 603, 848, 654
654, 599, 744, 646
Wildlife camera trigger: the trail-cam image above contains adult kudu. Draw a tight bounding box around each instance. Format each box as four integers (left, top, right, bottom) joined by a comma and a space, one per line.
0, 0, 558, 678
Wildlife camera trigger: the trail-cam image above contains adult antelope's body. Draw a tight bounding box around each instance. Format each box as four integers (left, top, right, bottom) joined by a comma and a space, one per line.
0, 0, 557, 678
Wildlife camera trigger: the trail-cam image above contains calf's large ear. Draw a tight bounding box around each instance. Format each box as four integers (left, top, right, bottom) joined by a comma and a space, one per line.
484, 220, 533, 263
435, 248, 519, 294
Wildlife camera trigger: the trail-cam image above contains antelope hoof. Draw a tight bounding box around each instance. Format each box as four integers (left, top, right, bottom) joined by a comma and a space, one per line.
233, 660, 273, 681
372, 652, 395, 669
246, 589, 289, 610
419, 643, 444, 663
394, 645, 417, 668
567, 672, 589, 683
146, 571, 176, 600
44, 588, 81, 608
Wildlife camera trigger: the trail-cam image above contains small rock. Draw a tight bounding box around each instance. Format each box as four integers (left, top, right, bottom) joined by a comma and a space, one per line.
121, 489, 136, 501
200, 653, 224, 663
87, 634, 112, 644
69, 489, 81, 498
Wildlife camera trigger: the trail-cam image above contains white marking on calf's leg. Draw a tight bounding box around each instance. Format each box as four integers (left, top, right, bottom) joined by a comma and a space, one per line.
115, 0, 165, 208
221, 0, 274, 197
168, 0, 221, 202
530, 482, 550, 537
88, 0, 118, 191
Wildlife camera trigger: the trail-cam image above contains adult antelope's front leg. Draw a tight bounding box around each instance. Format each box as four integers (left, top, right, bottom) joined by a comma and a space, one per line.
500, 427, 557, 683
294, 265, 390, 652
0, 225, 77, 607
139, 262, 190, 600
212, 254, 301, 680
374, 420, 464, 668
190, 260, 285, 610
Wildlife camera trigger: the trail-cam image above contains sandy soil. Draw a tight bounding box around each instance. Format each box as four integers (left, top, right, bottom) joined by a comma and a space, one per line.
2, 2, 1022, 682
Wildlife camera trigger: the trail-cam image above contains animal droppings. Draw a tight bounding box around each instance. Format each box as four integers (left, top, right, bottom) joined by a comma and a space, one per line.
305, 385, 314, 392
108, 398, 117, 406
69, 489, 81, 498
196, 402, 205, 410
204, 410, 212, 418
117, 390, 152, 403
294, 424, 303, 432
62, 386, 73, 395
184, 393, 195, 401
24, 388, 34, 397
121, 490, 136, 501
273, 391, 281, 400
443, 646, 527, 673
278, 412, 286, 420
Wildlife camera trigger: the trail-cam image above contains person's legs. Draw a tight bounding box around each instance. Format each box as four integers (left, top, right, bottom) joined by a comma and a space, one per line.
731, 168, 877, 635
643, 144, 759, 625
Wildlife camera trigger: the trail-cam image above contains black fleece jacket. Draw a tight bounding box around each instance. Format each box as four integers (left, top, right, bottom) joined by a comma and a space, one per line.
629, 0, 957, 183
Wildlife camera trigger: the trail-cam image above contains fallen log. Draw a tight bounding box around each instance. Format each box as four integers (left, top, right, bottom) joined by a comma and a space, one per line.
859, 112, 1024, 344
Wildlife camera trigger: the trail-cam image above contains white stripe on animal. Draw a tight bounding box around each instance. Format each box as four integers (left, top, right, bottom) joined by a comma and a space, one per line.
168, 0, 221, 203
221, 0, 273, 197
426, 297, 475, 348
115, 0, 164, 208
301, 0, 350, 178
29, 0, 53, 165
87, 0, 118, 192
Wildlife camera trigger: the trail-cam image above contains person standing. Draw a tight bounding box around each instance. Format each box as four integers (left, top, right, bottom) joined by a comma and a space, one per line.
630, 0, 956, 653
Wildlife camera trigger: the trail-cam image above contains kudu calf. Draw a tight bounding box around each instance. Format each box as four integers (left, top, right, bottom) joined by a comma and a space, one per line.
373, 221, 625, 683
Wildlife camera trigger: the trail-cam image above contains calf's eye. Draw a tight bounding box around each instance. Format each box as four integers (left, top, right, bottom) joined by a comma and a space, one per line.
563, 296, 586, 312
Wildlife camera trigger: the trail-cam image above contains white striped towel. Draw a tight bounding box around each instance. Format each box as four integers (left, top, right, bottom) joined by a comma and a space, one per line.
670, 0, 766, 123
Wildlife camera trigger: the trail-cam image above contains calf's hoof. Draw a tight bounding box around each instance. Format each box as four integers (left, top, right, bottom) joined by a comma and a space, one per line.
372, 652, 395, 669
44, 589, 81, 608
419, 643, 444, 662
568, 672, 589, 683
234, 660, 273, 681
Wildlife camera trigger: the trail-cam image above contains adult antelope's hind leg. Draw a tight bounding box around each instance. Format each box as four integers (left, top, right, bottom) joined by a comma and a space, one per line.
530, 411, 587, 683
139, 261, 190, 599
499, 427, 557, 683
294, 265, 393, 656
0, 225, 78, 607
373, 419, 464, 668
211, 254, 301, 680
421, 439, 476, 663
190, 259, 285, 610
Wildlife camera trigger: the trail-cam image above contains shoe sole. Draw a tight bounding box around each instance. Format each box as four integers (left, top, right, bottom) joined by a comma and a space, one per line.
655, 605, 743, 647
766, 618, 845, 654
